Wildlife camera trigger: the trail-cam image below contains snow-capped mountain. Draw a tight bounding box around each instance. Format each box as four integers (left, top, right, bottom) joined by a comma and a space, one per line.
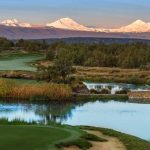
1, 17, 150, 39
1, 19, 32, 28
46, 18, 150, 33
46, 17, 94, 31
110, 20, 150, 33
1, 18, 150, 33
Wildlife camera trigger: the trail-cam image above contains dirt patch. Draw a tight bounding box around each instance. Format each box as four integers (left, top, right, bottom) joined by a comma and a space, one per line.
86, 130, 126, 150
63, 130, 126, 150
64, 145, 80, 150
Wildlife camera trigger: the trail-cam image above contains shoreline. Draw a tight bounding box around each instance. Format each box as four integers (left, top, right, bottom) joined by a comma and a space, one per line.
0, 119, 150, 150
1, 92, 150, 103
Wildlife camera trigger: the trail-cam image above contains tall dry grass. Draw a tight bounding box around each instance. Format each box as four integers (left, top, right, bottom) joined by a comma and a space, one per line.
0, 79, 72, 100
0, 79, 15, 97
44, 83, 72, 100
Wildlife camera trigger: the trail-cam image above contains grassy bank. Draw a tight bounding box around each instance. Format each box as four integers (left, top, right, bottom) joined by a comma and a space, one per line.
0, 79, 72, 101
0, 120, 150, 150
0, 78, 129, 102
0, 120, 104, 150
74, 93, 128, 101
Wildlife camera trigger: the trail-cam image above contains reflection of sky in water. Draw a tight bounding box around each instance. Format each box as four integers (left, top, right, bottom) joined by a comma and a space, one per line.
0, 104, 43, 122
63, 101, 150, 141
1, 101, 150, 140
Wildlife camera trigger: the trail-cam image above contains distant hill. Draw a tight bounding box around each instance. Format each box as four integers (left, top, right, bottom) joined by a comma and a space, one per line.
29, 37, 150, 45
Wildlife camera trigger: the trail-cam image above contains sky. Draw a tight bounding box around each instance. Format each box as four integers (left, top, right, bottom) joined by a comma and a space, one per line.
0, 0, 150, 28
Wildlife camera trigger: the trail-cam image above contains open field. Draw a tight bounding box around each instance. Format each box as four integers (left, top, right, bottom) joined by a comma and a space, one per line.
36, 60, 150, 84
75, 66, 150, 84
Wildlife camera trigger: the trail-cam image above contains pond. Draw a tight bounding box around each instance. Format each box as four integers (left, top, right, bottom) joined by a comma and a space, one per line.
0, 55, 44, 71
0, 100, 150, 141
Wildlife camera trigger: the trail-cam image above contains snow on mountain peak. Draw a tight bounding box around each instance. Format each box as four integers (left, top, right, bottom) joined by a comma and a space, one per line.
46, 18, 150, 33
132, 19, 146, 25
46, 17, 94, 31
0, 17, 150, 33
109, 20, 150, 33
1, 19, 32, 28
59, 17, 74, 22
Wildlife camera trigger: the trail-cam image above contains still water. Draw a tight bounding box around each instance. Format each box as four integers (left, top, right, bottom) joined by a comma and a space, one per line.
0, 100, 150, 141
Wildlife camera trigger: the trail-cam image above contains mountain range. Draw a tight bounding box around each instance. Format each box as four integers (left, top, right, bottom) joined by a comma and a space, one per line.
0, 18, 150, 39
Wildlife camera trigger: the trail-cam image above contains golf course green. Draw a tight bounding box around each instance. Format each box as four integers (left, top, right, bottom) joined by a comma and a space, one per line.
0, 52, 44, 71
0, 125, 83, 150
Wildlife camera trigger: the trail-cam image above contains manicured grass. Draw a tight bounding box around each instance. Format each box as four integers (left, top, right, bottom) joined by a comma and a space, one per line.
0, 51, 45, 71
0, 119, 105, 150
0, 125, 84, 150
0, 120, 150, 150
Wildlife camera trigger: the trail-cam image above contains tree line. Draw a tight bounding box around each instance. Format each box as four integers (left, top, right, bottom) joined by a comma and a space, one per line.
46, 41, 150, 69
0, 37, 150, 69
0, 38, 48, 51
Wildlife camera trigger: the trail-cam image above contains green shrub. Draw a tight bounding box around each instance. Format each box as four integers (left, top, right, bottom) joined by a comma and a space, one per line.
90, 89, 99, 94
82, 133, 107, 142
100, 88, 111, 94
56, 139, 92, 150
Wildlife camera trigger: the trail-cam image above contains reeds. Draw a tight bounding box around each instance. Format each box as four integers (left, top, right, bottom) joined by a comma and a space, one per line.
0, 79, 16, 96
0, 79, 72, 100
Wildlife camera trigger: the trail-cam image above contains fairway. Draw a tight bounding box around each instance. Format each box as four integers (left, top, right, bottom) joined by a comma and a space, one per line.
0, 125, 78, 150
0, 54, 44, 71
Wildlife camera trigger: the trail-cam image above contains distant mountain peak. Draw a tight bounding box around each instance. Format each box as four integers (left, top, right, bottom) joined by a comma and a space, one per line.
133, 19, 145, 24
110, 19, 150, 33
1, 19, 32, 28
46, 18, 150, 33
46, 17, 94, 31
59, 17, 74, 22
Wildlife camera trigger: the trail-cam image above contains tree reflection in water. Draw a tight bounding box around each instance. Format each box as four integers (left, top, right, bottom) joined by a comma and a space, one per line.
0, 100, 86, 124
34, 102, 76, 124
0, 100, 99, 124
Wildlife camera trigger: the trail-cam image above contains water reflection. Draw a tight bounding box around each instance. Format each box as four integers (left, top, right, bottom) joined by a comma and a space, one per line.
1, 100, 150, 140
0, 101, 76, 123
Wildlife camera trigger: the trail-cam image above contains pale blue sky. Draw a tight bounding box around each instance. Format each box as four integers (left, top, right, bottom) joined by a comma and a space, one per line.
0, 0, 150, 28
